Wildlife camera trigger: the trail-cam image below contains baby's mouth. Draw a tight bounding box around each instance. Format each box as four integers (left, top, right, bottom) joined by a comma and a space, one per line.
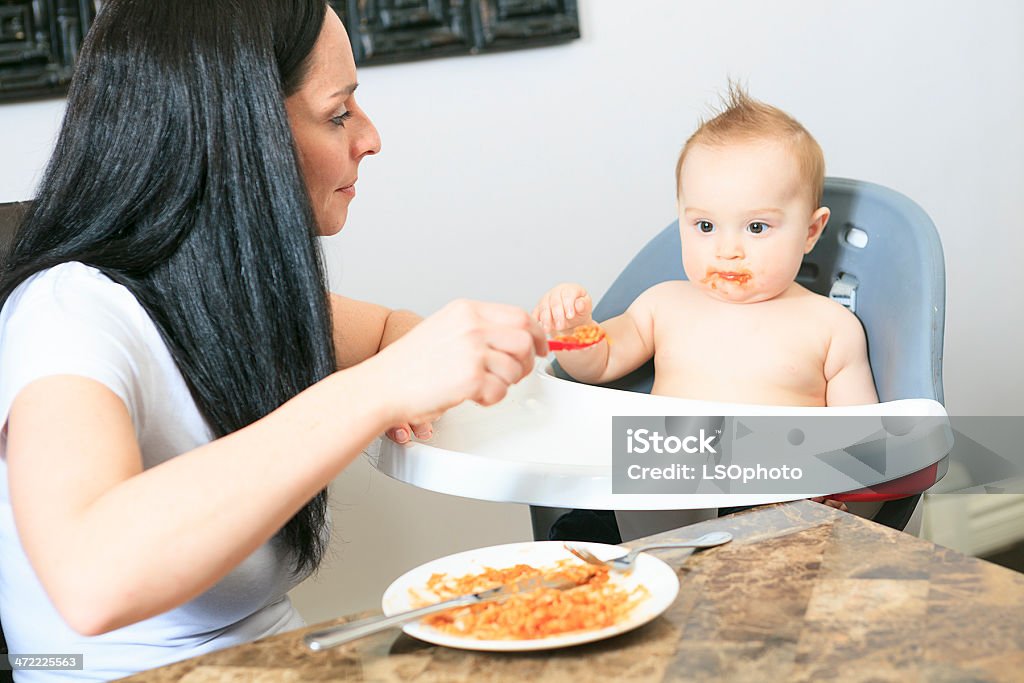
702, 268, 753, 288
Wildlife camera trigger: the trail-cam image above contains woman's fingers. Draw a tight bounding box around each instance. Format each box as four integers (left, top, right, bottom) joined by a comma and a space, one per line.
385, 421, 434, 443
409, 421, 433, 439
473, 370, 513, 407
466, 305, 545, 401
485, 326, 541, 378
373, 299, 549, 428
385, 425, 411, 443
478, 304, 547, 357
475, 333, 544, 404
483, 348, 528, 388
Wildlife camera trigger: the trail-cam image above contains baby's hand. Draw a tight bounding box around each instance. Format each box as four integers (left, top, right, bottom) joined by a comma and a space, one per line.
532, 283, 593, 333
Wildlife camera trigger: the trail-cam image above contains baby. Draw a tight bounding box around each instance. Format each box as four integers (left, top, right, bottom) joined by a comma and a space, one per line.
534, 87, 877, 522
535, 87, 877, 408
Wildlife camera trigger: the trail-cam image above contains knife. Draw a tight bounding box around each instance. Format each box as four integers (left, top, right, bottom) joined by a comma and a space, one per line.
304, 575, 580, 651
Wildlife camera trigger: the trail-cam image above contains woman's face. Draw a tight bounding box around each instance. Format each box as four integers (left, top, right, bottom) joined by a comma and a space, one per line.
285, 10, 381, 236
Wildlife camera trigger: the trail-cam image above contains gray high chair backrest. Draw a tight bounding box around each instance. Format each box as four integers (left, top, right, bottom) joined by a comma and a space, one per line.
540, 177, 945, 536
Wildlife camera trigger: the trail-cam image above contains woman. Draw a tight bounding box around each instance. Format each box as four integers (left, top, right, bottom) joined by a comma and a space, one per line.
0, 1, 543, 680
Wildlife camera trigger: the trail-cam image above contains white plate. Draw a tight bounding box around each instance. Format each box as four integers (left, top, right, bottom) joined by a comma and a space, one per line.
380, 540, 680, 652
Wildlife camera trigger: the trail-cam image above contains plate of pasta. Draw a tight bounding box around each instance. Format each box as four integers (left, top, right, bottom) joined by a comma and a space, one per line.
380, 540, 680, 651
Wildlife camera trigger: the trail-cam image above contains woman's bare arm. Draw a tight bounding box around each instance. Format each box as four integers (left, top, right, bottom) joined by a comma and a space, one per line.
330, 293, 421, 369
7, 299, 544, 636
329, 293, 427, 440
7, 365, 390, 636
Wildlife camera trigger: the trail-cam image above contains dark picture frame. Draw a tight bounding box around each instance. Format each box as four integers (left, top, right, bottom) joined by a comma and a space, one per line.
332, 0, 580, 66
0, 0, 579, 103
0, 0, 95, 102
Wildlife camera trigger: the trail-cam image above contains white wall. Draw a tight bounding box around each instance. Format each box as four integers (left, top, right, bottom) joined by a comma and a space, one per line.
2, 0, 1022, 624
1, 98, 65, 198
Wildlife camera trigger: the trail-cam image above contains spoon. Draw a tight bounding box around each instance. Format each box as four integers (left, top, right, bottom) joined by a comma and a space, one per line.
547, 323, 607, 351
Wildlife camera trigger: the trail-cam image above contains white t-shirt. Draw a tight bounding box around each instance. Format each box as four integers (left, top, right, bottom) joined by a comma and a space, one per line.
0, 262, 310, 682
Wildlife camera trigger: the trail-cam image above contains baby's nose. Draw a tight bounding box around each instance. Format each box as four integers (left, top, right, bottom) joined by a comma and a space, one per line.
716, 238, 744, 259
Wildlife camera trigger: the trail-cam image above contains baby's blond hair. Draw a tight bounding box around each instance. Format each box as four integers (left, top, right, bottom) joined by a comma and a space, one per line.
675, 84, 826, 207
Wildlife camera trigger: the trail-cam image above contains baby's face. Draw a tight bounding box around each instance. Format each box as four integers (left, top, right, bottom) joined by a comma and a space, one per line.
677, 139, 827, 304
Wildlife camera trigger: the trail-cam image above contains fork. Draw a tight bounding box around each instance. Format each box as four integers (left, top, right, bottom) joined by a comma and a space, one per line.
304, 576, 579, 651
564, 530, 732, 573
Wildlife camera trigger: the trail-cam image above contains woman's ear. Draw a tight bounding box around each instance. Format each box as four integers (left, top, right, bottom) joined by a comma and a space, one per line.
805, 207, 830, 253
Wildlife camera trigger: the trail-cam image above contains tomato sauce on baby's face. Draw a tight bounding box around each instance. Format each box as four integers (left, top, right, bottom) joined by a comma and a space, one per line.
701, 269, 753, 289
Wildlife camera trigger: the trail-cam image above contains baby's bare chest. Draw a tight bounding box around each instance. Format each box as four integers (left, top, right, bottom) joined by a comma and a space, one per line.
651, 302, 832, 404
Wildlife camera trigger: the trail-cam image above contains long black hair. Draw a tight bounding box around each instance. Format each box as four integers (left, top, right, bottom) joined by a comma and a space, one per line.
0, 0, 337, 576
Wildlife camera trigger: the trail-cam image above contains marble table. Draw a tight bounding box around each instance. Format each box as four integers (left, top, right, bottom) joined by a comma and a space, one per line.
121, 501, 1024, 682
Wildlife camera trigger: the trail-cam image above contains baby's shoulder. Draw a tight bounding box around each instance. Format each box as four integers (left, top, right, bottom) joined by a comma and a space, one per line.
632, 279, 699, 313
795, 288, 867, 338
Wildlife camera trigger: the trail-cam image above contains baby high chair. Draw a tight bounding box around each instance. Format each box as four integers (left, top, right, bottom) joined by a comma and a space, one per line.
536, 177, 946, 539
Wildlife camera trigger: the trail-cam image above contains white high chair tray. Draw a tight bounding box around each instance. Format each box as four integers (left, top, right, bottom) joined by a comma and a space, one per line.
374, 360, 949, 510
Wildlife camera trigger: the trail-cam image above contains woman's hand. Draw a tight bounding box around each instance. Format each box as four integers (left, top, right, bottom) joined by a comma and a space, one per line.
532, 283, 593, 333
364, 299, 547, 427
385, 420, 434, 444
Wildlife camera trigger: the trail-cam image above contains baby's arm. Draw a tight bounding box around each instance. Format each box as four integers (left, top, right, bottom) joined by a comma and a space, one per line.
824, 310, 879, 406
533, 283, 656, 384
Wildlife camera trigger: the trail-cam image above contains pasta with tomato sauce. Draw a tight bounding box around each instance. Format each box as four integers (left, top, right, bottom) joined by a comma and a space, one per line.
414, 559, 648, 640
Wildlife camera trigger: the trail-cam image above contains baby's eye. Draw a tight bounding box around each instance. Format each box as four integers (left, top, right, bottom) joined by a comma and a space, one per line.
696, 220, 715, 233
330, 111, 353, 127
746, 222, 769, 235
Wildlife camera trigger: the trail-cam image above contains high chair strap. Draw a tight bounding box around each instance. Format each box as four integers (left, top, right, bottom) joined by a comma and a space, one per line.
829, 273, 859, 312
